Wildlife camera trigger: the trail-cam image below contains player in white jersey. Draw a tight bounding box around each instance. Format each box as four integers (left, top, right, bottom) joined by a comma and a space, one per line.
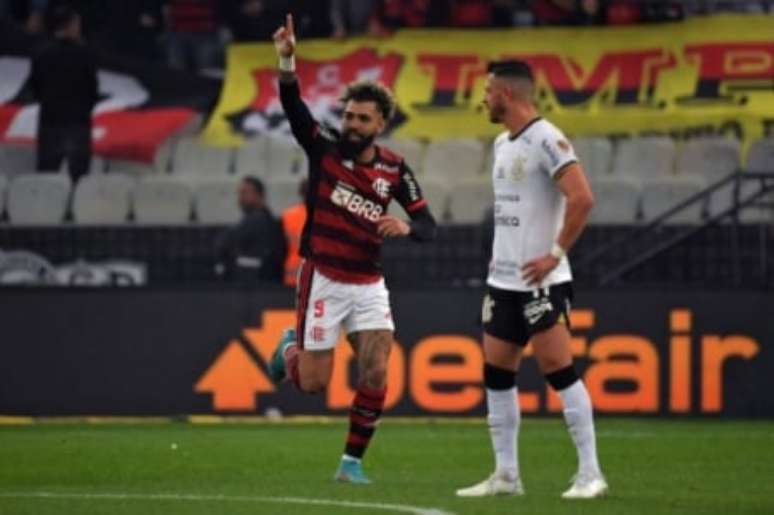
456, 60, 608, 500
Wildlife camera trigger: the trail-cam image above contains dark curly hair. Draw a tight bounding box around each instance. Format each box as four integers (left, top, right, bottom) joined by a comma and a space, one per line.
340, 81, 396, 121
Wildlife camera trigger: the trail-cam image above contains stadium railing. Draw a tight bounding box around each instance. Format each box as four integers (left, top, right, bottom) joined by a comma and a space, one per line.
575, 170, 774, 287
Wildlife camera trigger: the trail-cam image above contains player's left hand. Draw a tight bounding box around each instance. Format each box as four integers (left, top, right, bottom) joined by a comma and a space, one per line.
522, 254, 560, 287
377, 215, 410, 238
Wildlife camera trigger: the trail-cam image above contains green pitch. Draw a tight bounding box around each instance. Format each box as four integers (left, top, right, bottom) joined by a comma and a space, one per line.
1, 418, 772, 515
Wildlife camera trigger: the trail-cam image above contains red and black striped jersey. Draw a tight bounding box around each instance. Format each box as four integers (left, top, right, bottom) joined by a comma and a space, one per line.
279, 78, 431, 284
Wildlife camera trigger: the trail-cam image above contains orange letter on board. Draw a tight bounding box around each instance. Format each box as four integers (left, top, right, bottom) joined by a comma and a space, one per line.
585, 336, 659, 412
411, 336, 483, 412
701, 335, 759, 413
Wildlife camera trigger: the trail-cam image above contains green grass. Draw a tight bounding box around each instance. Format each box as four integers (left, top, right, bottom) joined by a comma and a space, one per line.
1, 419, 773, 515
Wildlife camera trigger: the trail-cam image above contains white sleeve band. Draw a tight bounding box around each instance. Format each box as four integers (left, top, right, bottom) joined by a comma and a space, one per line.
550, 243, 566, 260
279, 55, 295, 72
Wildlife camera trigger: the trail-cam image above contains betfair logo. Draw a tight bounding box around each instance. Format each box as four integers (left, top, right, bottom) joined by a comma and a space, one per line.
195, 311, 295, 411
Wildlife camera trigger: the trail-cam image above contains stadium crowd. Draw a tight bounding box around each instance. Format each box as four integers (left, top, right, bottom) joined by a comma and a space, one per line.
1, 0, 772, 72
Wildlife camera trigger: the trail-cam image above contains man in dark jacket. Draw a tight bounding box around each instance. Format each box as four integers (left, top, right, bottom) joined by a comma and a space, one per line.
215, 176, 287, 284
29, 3, 98, 182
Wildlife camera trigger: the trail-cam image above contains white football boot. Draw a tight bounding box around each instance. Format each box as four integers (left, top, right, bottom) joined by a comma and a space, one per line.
456, 471, 524, 497
561, 472, 609, 499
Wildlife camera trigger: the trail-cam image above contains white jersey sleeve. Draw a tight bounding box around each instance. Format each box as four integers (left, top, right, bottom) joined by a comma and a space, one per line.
536, 125, 578, 179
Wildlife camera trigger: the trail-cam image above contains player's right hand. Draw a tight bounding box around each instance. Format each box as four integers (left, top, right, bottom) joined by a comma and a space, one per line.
273, 14, 296, 57
377, 215, 410, 238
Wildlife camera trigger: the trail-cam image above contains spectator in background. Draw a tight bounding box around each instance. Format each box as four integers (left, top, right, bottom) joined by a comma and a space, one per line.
604, 0, 641, 24
640, 1, 684, 23
531, 0, 578, 25
30, 3, 98, 182
532, 0, 683, 26
368, 0, 447, 35
447, 0, 493, 27
215, 176, 286, 285
223, 1, 332, 43
25, 0, 46, 32
280, 178, 307, 287
99, 0, 164, 62
295, 0, 332, 38
163, 0, 223, 72
35, 0, 108, 38
330, 0, 378, 38
223, 0, 289, 42
0, 0, 48, 32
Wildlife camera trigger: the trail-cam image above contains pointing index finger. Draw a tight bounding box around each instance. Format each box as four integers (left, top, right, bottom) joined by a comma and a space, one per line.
286, 13, 294, 36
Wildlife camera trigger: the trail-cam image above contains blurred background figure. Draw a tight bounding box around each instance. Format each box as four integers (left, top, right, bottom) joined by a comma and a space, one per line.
330, 0, 378, 38
368, 0, 447, 35
531, 0, 683, 26
223, 0, 289, 42
30, 2, 97, 182
163, 0, 223, 72
215, 176, 286, 285
280, 178, 308, 288
99, 0, 165, 63
25, 0, 46, 33
294, 0, 333, 38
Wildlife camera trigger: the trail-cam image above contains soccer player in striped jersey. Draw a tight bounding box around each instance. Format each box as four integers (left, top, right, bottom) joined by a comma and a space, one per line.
267, 15, 437, 484
455, 60, 607, 500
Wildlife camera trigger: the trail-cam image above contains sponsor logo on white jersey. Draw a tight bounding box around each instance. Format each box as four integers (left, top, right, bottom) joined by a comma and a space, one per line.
331, 181, 384, 222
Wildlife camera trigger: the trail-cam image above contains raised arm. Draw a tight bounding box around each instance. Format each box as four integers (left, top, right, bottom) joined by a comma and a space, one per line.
273, 14, 319, 154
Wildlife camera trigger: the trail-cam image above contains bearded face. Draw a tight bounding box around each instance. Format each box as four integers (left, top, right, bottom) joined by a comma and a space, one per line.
338, 100, 383, 159
483, 74, 509, 124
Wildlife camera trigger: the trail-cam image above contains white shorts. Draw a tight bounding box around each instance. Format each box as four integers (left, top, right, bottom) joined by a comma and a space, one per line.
296, 261, 395, 351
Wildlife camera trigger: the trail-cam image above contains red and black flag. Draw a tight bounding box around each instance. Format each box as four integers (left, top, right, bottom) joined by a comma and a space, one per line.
0, 20, 221, 163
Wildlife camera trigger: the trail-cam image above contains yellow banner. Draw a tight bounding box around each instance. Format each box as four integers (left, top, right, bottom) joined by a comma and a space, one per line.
204, 15, 774, 148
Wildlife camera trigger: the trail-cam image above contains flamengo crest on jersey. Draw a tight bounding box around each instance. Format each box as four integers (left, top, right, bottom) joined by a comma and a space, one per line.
372, 177, 391, 199
487, 118, 577, 292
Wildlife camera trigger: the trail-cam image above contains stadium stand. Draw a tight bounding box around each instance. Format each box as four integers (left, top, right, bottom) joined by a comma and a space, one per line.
266, 137, 307, 177
587, 175, 641, 224
193, 178, 242, 224
612, 136, 676, 177
266, 175, 306, 215
0, 174, 7, 218
72, 173, 134, 225
379, 137, 426, 173
106, 140, 175, 176
707, 176, 773, 224
233, 135, 270, 177
133, 176, 193, 225
171, 135, 233, 176
675, 137, 741, 180
571, 137, 613, 176
447, 179, 492, 223
747, 138, 774, 173
641, 174, 707, 224
0, 143, 36, 177
422, 138, 486, 180
6, 173, 71, 225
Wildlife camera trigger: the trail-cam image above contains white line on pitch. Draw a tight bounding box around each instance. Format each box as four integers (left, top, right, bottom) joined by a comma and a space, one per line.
0, 491, 456, 515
